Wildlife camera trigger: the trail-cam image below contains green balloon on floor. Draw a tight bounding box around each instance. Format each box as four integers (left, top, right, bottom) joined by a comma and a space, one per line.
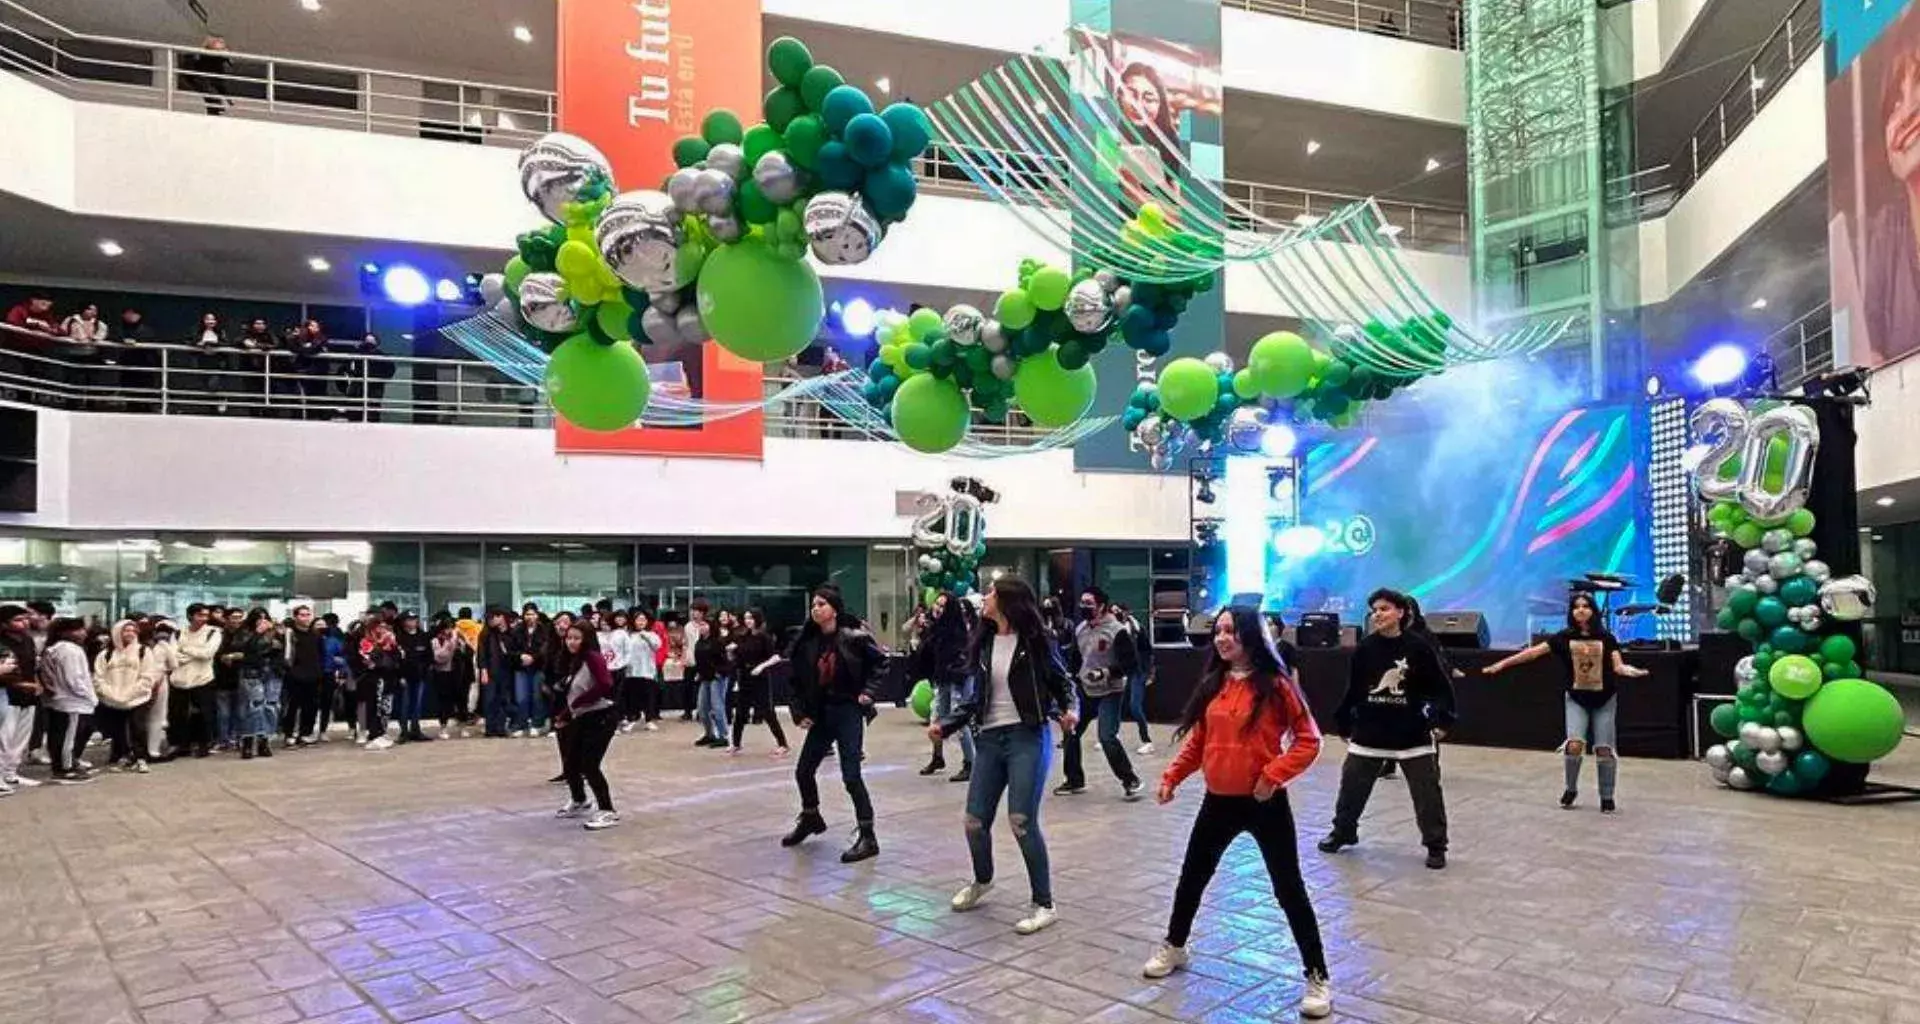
910, 679, 934, 721
1802, 678, 1905, 764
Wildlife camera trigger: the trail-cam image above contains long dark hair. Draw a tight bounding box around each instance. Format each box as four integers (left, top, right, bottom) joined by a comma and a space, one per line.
795, 584, 861, 649
1175, 605, 1297, 740
972, 576, 1051, 662
1566, 592, 1608, 636
553, 622, 600, 678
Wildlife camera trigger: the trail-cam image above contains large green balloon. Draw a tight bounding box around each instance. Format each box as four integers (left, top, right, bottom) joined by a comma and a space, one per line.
891, 374, 971, 453
909, 679, 934, 721
995, 290, 1035, 330
1013, 345, 1097, 427
1818, 634, 1858, 664
695, 238, 823, 362
1708, 702, 1740, 739
545, 336, 650, 432
1027, 266, 1071, 311
1802, 678, 1905, 763
1249, 331, 1316, 398
1767, 654, 1823, 700
1157, 358, 1220, 422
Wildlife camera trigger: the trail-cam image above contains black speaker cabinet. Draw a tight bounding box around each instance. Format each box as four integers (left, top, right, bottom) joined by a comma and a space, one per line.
1295, 612, 1342, 648
1697, 630, 1751, 696
1426, 610, 1490, 649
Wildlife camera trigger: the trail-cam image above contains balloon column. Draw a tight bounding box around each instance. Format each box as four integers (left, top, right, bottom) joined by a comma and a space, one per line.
911, 477, 999, 601
1691, 399, 1902, 795
490, 37, 932, 431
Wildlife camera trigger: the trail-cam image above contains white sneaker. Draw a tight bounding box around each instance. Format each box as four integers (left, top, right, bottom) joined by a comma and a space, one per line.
365, 736, 394, 751
283, 737, 295, 748
620, 721, 634, 734
5, 774, 40, 788
1015, 905, 1058, 935
438, 728, 450, 741
1142, 943, 1190, 979
316, 731, 331, 743
28, 752, 49, 766
513, 729, 528, 738
77, 759, 93, 771
556, 800, 590, 819
1137, 742, 1156, 755
950, 882, 993, 912
1301, 972, 1333, 1018
0, 780, 12, 796
132, 760, 150, 774
583, 810, 621, 830
645, 722, 658, 732
533, 728, 548, 739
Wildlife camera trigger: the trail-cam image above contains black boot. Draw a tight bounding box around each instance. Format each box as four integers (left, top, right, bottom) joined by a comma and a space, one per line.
918, 755, 946, 776
240, 741, 254, 760
840, 826, 879, 863
950, 763, 972, 783
256, 736, 273, 758
781, 811, 827, 848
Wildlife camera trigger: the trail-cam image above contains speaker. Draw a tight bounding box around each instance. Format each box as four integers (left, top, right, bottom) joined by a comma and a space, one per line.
1295, 612, 1342, 649
1425, 610, 1490, 649
1697, 630, 1751, 696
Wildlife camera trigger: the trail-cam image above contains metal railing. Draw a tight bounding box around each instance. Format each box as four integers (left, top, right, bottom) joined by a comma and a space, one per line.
0, 325, 1055, 442
1766, 302, 1834, 392
0, 0, 553, 147
1605, 0, 1819, 223
1222, 0, 1465, 50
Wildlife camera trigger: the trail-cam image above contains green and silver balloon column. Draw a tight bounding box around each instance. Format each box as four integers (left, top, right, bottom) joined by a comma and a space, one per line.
1693, 399, 1902, 795
911, 479, 998, 603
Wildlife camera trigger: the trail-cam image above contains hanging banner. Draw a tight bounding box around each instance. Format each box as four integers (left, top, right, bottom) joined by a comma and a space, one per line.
556, 0, 767, 458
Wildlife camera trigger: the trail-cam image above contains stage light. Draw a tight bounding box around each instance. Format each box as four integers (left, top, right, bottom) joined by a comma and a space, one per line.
97, 239, 124, 257
1876, 496, 1896, 507
1260, 423, 1298, 459
840, 298, 877, 338
1195, 480, 1216, 505
1273, 525, 1326, 560
512, 25, 533, 43
381, 265, 431, 306
1690, 344, 1748, 388
1305, 139, 1321, 155
1644, 374, 1661, 397
307, 256, 331, 272
432, 278, 461, 303
1424, 156, 1441, 173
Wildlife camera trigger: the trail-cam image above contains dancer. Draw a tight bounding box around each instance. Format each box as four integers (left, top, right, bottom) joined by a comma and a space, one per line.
1118, 603, 1156, 754
1484, 592, 1648, 812
1142, 605, 1331, 1019
624, 609, 663, 732
914, 592, 974, 782
780, 585, 886, 862
1059, 587, 1144, 799
729, 608, 788, 755
551, 623, 621, 830
933, 577, 1076, 935
1319, 588, 1455, 868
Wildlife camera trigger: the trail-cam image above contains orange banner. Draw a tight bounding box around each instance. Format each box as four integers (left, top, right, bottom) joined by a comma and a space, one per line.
556, 0, 766, 459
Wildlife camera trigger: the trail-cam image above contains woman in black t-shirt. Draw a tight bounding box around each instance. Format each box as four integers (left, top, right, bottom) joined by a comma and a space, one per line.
1484, 593, 1648, 813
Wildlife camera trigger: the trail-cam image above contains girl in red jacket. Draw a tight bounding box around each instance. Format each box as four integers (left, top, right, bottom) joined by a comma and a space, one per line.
1145, 604, 1331, 1019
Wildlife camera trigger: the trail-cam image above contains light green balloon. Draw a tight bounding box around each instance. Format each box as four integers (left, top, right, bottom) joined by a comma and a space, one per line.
1157, 357, 1219, 422
1027, 266, 1071, 311
594, 300, 634, 341
890, 374, 971, 453
1013, 345, 1097, 428
1249, 331, 1316, 398
995, 289, 1035, 330
1802, 678, 1906, 763
504, 256, 530, 291
545, 336, 650, 432
694, 238, 823, 362
1767, 654, 1822, 700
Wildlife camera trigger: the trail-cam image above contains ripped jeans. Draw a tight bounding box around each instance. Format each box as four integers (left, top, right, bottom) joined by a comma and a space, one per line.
964, 722, 1053, 907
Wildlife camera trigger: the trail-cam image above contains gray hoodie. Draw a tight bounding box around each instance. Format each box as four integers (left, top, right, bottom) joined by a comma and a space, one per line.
40, 639, 96, 714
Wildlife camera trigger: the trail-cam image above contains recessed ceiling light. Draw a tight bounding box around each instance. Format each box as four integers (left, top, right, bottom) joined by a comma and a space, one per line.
1376, 223, 1403, 237
300, 0, 321, 11
1750, 298, 1768, 310
97, 239, 124, 257
875, 76, 891, 94
1294, 213, 1323, 227
512, 25, 533, 43
1875, 496, 1896, 507
1424, 156, 1441, 172
1873, 534, 1885, 541
307, 256, 331, 272
1305, 140, 1321, 156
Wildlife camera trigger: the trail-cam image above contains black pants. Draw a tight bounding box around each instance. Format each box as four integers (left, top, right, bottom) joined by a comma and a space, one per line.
1166, 792, 1327, 975
361, 676, 392, 737
622, 674, 658, 722
732, 676, 787, 749
284, 674, 321, 739
94, 703, 149, 764
1331, 752, 1449, 852
44, 709, 91, 773
559, 708, 618, 810
433, 670, 464, 726
680, 678, 698, 715
1063, 691, 1139, 788
795, 701, 873, 826
318, 674, 340, 735
168, 685, 218, 752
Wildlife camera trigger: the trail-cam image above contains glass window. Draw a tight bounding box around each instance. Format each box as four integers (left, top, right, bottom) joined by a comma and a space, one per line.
1092, 547, 1152, 616
424, 542, 484, 618
692, 544, 830, 634
637, 543, 691, 614
486, 542, 632, 616
125, 539, 294, 620
368, 541, 423, 612
292, 540, 373, 620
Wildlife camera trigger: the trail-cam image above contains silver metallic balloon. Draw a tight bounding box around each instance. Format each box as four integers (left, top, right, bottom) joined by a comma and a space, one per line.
989, 354, 1014, 381
944, 305, 986, 346
1755, 749, 1789, 775
1727, 766, 1756, 790
1111, 285, 1132, 311
1760, 528, 1793, 554
1704, 744, 1733, 772
596, 190, 684, 293
649, 288, 682, 315
1063, 279, 1115, 334
479, 272, 506, 306
705, 214, 743, 244
705, 143, 746, 180
1819, 575, 1876, 621
1736, 403, 1820, 521
1755, 726, 1782, 753
1136, 414, 1167, 448
674, 305, 707, 343
1725, 574, 1750, 590
1688, 398, 1749, 501
517, 272, 579, 333
1768, 552, 1802, 580
1799, 611, 1823, 632
492, 296, 522, 330
1738, 721, 1764, 748
1226, 406, 1268, 452
1710, 763, 1733, 785
1751, 575, 1778, 595
640, 306, 679, 346
1743, 549, 1772, 576
979, 321, 1006, 354
1093, 269, 1118, 292
1804, 559, 1832, 583
1777, 726, 1804, 752
693, 168, 735, 215
753, 151, 801, 205
1203, 351, 1236, 375
666, 167, 703, 215
1786, 605, 1811, 625
517, 132, 615, 224
1791, 538, 1819, 561
804, 192, 882, 265
1733, 656, 1757, 685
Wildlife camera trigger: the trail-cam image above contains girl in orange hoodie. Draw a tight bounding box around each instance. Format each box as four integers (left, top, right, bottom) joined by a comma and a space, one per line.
1144, 604, 1331, 1019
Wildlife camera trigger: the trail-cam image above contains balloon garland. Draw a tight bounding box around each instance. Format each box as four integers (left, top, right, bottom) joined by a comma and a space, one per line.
1691, 399, 1902, 795
485, 36, 933, 431
911, 477, 999, 600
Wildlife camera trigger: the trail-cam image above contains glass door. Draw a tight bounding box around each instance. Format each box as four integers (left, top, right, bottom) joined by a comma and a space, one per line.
867, 544, 916, 649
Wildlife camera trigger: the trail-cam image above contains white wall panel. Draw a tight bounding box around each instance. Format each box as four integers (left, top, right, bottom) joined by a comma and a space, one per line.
1857, 358, 1920, 493
0, 73, 77, 210
1221, 10, 1465, 126
763, 0, 1071, 55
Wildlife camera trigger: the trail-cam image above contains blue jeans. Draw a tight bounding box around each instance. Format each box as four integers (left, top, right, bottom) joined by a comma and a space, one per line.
216, 687, 248, 743
933, 683, 974, 765
483, 667, 512, 734
398, 675, 429, 734
1565, 695, 1620, 799
1126, 669, 1152, 744
1062, 690, 1138, 789
252, 672, 282, 739
512, 669, 543, 731
697, 676, 732, 741
966, 723, 1053, 906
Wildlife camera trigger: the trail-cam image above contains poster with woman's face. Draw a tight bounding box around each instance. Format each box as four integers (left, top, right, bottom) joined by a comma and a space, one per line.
1830, 1, 1920, 369
1081, 29, 1222, 200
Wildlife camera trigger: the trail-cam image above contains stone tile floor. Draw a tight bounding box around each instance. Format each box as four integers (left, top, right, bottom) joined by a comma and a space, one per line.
4, 711, 1920, 1024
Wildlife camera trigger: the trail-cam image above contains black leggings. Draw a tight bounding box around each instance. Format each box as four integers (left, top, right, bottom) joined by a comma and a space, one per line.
433, 670, 464, 726
559, 708, 618, 810
731, 676, 787, 749
94, 704, 149, 764
623, 675, 659, 722
1166, 791, 1327, 975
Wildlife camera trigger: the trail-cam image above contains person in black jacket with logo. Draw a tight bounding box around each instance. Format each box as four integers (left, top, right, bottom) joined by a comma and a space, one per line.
506, 603, 552, 737
780, 585, 887, 863
282, 605, 326, 747
1319, 588, 1456, 869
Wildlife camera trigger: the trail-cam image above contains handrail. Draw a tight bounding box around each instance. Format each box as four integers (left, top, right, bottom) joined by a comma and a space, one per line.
1764, 302, 1834, 391
1605, 0, 1819, 223
1220, 0, 1464, 51
0, 324, 1057, 443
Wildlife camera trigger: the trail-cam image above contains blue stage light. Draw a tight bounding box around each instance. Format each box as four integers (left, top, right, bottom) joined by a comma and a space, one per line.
381, 265, 431, 306
841, 298, 877, 338
1690, 344, 1747, 388
1260, 423, 1298, 459
1272, 525, 1326, 559
433, 278, 463, 303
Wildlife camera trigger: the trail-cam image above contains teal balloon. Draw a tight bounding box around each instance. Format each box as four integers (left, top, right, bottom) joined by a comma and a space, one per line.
1778, 576, 1818, 607
1708, 702, 1740, 739
1766, 770, 1805, 796
881, 102, 932, 160
1769, 626, 1809, 653
843, 112, 894, 167
816, 141, 863, 190
1792, 749, 1831, 782
862, 162, 917, 220
1726, 588, 1759, 616
909, 679, 934, 721
820, 83, 875, 133
1752, 596, 1788, 629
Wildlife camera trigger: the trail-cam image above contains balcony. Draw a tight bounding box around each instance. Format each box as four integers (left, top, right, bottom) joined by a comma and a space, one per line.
1224, 0, 1464, 51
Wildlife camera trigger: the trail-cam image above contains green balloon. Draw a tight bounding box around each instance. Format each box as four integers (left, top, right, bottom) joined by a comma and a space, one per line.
1727, 588, 1759, 616
1715, 606, 1738, 630
783, 115, 827, 169
1232, 369, 1261, 400
1786, 508, 1816, 537
1157, 358, 1220, 422
1802, 678, 1905, 763
594, 300, 634, 341
995, 289, 1036, 330
1766, 770, 1805, 796
909, 307, 944, 342
1027, 266, 1072, 311
1728, 740, 1757, 769
1767, 654, 1823, 700
695, 238, 823, 363
1769, 625, 1809, 653
1321, 360, 1352, 388
1013, 345, 1098, 428
890, 374, 970, 453
1708, 702, 1740, 739
545, 337, 650, 432
800, 65, 845, 111
504, 256, 529, 291
1793, 749, 1831, 782
1752, 596, 1788, 629
763, 86, 806, 133
1735, 618, 1762, 642
737, 180, 777, 225
701, 109, 744, 146
767, 36, 814, 88
672, 135, 710, 169
1778, 576, 1818, 608
1248, 331, 1316, 398
1730, 522, 1763, 549
909, 679, 934, 721
1818, 634, 1857, 664
743, 124, 783, 168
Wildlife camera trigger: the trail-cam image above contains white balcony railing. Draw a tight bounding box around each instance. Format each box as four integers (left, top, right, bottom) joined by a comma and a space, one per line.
1222, 0, 1464, 50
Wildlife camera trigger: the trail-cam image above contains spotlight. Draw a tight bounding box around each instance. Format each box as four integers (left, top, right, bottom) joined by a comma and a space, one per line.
1260, 423, 1298, 459
1644, 374, 1661, 397
1690, 344, 1748, 388
380, 265, 431, 306
1272, 525, 1326, 559
97, 239, 124, 257
1195, 480, 1217, 505
433, 278, 463, 303
1804, 366, 1869, 400
840, 297, 877, 338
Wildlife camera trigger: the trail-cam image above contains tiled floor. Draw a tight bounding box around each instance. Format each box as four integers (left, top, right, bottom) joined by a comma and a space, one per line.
4, 710, 1920, 1024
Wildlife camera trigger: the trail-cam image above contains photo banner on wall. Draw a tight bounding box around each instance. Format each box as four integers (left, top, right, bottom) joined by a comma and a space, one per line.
556, 0, 767, 458
1826, 0, 1920, 371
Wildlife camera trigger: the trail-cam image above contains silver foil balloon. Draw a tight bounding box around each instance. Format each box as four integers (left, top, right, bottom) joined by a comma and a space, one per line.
649, 288, 682, 315
705, 143, 746, 180
1093, 269, 1118, 292
1819, 575, 1876, 621
1742, 549, 1772, 576
944, 305, 986, 346
1738, 721, 1763, 747
1704, 744, 1733, 772
753, 151, 801, 205
479, 272, 506, 306
1136, 413, 1167, 448
1226, 406, 1268, 452
1063, 279, 1115, 334
596, 190, 684, 293
1688, 398, 1749, 502
492, 296, 522, 330
804, 192, 882, 265
1786, 605, 1812, 625
1736, 403, 1820, 520
1755, 726, 1782, 753
989, 354, 1014, 381
1726, 573, 1750, 589
1804, 559, 1831, 583
1777, 726, 1804, 752
693, 168, 735, 215
1752, 575, 1778, 595
1800, 610, 1824, 632
1791, 538, 1819, 561
674, 306, 707, 343
517, 132, 615, 224
640, 306, 679, 346
1710, 763, 1733, 785
1727, 766, 1756, 790
1760, 528, 1793, 554
705, 214, 743, 244
1768, 552, 1802, 580
666, 167, 703, 215
517, 272, 579, 333
1203, 351, 1236, 375
1111, 285, 1132, 311
1733, 656, 1757, 685
979, 321, 1006, 354
1755, 749, 1790, 775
